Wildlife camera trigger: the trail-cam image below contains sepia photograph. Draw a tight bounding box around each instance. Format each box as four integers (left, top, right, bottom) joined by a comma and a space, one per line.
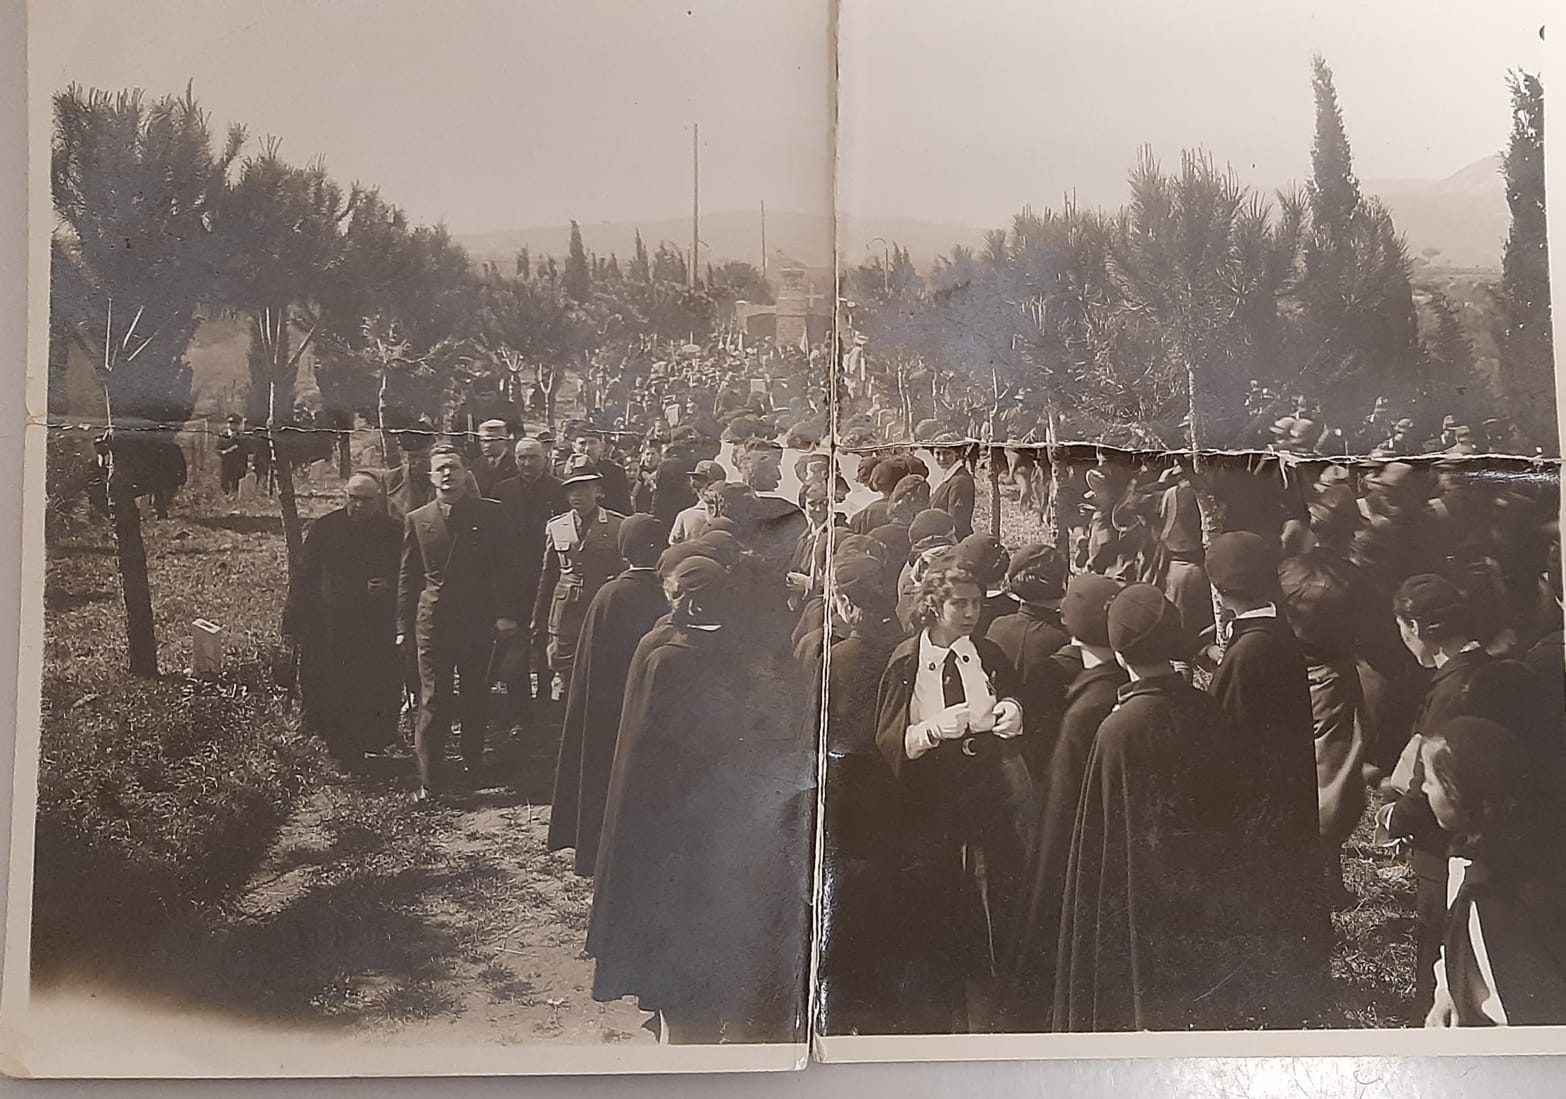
7, 0, 831, 1076
814, 0, 1566, 1062
832, 0, 1558, 458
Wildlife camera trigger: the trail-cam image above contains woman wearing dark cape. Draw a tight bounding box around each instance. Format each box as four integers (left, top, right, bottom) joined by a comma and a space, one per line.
587, 554, 813, 1044
547, 514, 670, 876
1054, 584, 1251, 1032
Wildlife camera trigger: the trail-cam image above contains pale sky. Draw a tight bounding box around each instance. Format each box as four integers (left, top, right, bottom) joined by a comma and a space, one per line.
31, 0, 835, 234
839, 0, 1553, 226
30, 1, 1552, 236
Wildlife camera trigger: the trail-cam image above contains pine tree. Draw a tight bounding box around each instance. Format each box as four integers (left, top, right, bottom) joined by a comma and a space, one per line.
630, 229, 651, 282
1497, 70, 1555, 449
1301, 55, 1421, 423
564, 219, 591, 303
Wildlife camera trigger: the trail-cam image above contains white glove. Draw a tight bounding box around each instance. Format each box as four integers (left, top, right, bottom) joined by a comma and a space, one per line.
993, 698, 1023, 738
929, 703, 970, 740
904, 704, 970, 760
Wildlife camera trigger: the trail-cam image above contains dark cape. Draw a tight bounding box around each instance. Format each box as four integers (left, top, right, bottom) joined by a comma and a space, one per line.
282, 507, 402, 759
587, 621, 813, 1040
547, 569, 670, 875
1207, 614, 1331, 1021
816, 616, 907, 1035
1001, 649, 1125, 1031
1054, 674, 1252, 1032
985, 604, 1071, 779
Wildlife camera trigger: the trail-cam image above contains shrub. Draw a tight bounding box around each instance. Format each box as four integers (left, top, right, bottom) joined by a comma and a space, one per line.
31, 662, 327, 973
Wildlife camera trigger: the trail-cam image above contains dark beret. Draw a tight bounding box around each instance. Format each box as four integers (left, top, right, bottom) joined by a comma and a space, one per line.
956, 534, 1010, 586
1060, 573, 1124, 646
657, 542, 708, 578
1007, 542, 1067, 604
669, 555, 727, 594
869, 459, 904, 495
890, 474, 931, 507
1394, 573, 1471, 635
908, 508, 956, 550
836, 533, 886, 563
834, 553, 891, 610
694, 529, 743, 568
1108, 583, 1190, 663
1205, 531, 1279, 598
618, 514, 667, 562
703, 516, 738, 534
868, 523, 912, 564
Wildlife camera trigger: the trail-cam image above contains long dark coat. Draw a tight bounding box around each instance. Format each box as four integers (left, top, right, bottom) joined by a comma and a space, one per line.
1208, 614, 1331, 1019
587, 622, 813, 1040
817, 617, 906, 1035
1001, 650, 1125, 1030
1053, 674, 1250, 1032
547, 569, 670, 875
283, 507, 402, 757
930, 466, 976, 541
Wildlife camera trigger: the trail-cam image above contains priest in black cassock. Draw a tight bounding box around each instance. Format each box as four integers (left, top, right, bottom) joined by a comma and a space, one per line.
547, 513, 670, 876
282, 473, 403, 765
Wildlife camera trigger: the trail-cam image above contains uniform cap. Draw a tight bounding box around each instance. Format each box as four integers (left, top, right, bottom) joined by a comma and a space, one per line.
618, 514, 666, 563
657, 541, 708, 578
669, 555, 727, 594
908, 508, 957, 551
1205, 531, 1279, 598
833, 553, 891, 610
868, 523, 912, 565
1060, 573, 1124, 646
690, 460, 728, 484
955, 533, 1010, 586
1006, 542, 1067, 604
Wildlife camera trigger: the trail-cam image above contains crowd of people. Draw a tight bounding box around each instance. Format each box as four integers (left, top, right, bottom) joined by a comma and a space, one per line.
271, 335, 1566, 1044
818, 439, 1566, 1036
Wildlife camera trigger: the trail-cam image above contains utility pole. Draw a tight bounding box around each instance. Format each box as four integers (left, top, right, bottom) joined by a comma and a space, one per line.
690, 123, 699, 291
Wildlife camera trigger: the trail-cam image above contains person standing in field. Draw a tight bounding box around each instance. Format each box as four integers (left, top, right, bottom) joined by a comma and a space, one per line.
283, 472, 402, 767
397, 445, 523, 805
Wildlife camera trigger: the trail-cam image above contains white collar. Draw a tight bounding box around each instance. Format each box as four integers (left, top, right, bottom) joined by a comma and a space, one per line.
1233, 602, 1278, 622
919, 630, 978, 662
1079, 646, 1111, 669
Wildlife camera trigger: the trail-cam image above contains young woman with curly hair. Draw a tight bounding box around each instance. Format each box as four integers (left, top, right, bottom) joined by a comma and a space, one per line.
871, 561, 1034, 1033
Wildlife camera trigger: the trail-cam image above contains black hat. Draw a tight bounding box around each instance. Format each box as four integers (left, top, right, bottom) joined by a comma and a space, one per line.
1061, 573, 1124, 646
956, 534, 1010, 586
1107, 583, 1189, 663
618, 514, 667, 564
1206, 531, 1279, 598
868, 523, 911, 565
835, 533, 885, 563
1007, 542, 1067, 604
704, 516, 738, 535
694, 529, 743, 568
908, 509, 957, 552
560, 455, 603, 488
396, 421, 437, 453
657, 542, 708, 578
669, 554, 727, 595
834, 554, 891, 610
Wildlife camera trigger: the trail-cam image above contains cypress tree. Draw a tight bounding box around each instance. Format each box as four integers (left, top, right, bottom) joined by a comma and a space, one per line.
564, 219, 591, 303
1497, 70, 1555, 449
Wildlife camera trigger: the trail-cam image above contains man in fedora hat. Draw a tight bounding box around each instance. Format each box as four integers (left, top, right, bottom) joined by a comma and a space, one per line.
537, 454, 627, 697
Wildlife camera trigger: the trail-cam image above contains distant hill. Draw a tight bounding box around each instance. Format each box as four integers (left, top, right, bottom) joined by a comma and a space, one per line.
1361, 154, 1508, 271
461, 157, 1510, 280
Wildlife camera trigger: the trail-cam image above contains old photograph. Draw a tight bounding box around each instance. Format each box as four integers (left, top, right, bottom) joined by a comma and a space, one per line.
7, 0, 831, 1076
814, 0, 1566, 1059
832, 0, 1558, 458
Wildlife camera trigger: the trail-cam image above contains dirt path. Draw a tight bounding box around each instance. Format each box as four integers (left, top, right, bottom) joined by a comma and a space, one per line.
187, 715, 656, 1047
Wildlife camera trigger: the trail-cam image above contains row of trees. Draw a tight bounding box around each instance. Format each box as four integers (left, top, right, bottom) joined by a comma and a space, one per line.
846, 60, 1554, 453
48, 83, 768, 676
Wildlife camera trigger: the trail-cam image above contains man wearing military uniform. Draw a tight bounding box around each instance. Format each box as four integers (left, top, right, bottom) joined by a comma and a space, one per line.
536, 455, 627, 697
